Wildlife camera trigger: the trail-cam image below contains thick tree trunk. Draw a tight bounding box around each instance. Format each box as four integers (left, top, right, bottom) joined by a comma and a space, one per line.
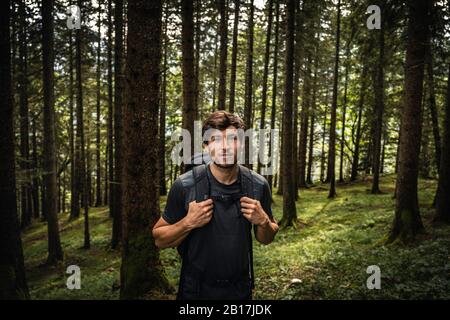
388, 0, 430, 243
120, 0, 170, 299
0, 0, 29, 299
42, 0, 63, 264
279, 0, 298, 228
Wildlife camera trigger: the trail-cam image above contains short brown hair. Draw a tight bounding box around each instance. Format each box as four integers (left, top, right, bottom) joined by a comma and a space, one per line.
202, 111, 245, 140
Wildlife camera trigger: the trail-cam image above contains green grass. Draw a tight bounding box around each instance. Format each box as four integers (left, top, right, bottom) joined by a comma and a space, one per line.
23, 174, 450, 299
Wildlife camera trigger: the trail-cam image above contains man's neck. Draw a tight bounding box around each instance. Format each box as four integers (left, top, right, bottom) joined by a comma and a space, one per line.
209, 162, 239, 185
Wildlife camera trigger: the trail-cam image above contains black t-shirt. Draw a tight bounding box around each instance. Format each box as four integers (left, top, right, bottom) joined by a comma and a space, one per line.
162, 164, 273, 282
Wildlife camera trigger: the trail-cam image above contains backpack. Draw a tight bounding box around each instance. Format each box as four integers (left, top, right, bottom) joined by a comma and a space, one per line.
177, 153, 260, 298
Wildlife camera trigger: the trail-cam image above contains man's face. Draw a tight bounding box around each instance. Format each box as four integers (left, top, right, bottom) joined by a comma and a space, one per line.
204, 126, 240, 168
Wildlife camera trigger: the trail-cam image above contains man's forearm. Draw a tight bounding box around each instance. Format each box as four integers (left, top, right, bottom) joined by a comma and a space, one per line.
153, 218, 193, 248
255, 217, 279, 245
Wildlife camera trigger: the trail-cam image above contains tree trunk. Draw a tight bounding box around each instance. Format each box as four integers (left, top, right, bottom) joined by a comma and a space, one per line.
320, 86, 329, 183
307, 47, 319, 185
279, 0, 298, 228
31, 116, 40, 219
42, 0, 63, 264
69, 28, 77, 218
0, 0, 29, 299
298, 54, 311, 189
244, 0, 254, 168
181, 0, 197, 157
339, 34, 352, 184
18, 0, 32, 229
425, 47, 441, 172
435, 64, 450, 223
120, 0, 170, 299
228, 0, 240, 113
106, 0, 113, 209
258, 0, 273, 175
74, 0, 90, 249
388, 0, 430, 244
267, 0, 280, 190
194, 0, 201, 113
217, 0, 227, 110
327, 0, 341, 198
95, 1, 102, 207
111, 0, 124, 249
159, 3, 168, 196
350, 62, 369, 181
371, 25, 385, 194
293, 0, 304, 195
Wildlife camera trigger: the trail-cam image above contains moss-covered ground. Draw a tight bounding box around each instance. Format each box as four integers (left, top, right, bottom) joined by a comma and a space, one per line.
23, 175, 450, 299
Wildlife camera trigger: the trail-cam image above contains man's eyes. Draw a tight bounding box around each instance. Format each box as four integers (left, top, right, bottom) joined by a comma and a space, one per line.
211, 135, 238, 142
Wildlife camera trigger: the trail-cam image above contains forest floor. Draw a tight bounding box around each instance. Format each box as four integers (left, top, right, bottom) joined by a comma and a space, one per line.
23, 174, 450, 300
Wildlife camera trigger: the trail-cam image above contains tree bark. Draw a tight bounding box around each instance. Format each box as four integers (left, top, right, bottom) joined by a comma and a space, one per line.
388, 0, 430, 243
279, 0, 298, 228
18, 0, 32, 228
371, 25, 385, 194
228, 0, 240, 113
435, 64, 450, 223
425, 47, 441, 172
111, 0, 124, 249
0, 0, 29, 299
159, 3, 168, 196
120, 0, 170, 299
106, 0, 113, 208
327, 0, 341, 198
258, 0, 274, 174
95, 1, 102, 207
350, 62, 369, 181
267, 0, 280, 190
244, 0, 254, 168
181, 0, 197, 157
42, 0, 63, 263
217, 0, 228, 110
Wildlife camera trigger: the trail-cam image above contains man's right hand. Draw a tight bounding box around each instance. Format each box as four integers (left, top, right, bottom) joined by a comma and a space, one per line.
183, 199, 214, 230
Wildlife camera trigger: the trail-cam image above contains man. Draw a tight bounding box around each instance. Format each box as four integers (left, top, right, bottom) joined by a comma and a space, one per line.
152, 111, 279, 300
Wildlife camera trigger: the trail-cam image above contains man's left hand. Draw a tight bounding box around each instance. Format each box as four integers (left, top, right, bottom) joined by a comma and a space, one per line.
240, 196, 270, 227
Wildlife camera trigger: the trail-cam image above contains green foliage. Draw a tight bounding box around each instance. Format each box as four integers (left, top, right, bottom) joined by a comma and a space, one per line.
23, 175, 449, 299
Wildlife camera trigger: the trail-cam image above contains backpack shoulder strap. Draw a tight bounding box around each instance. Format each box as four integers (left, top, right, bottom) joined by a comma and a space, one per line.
238, 165, 257, 289
192, 164, 210, 202
239, 165, 255, 199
